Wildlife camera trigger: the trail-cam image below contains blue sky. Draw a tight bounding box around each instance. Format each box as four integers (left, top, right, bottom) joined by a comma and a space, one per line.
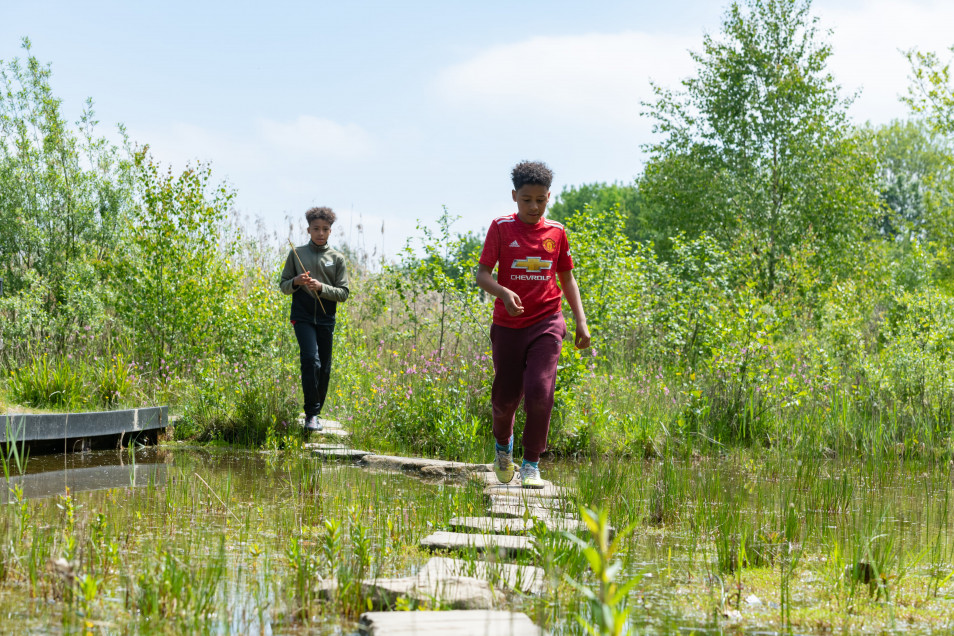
2, 1, 953, 259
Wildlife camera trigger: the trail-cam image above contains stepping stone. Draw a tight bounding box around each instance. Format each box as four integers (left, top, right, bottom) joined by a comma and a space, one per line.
360, 575, 503, 610
420, 531, 532, 558
324, 556, 546, 610
298, 417, 351, 437
417, 557, 545, 595
483, 481, 569, 500
473, 472, 569, 499
319, 419, 350, 438
308, 444, 371, 460
487, 497, 570, 519
362, 454, 491, 477
359, 610, 547, 636
297, 418, 350, 437
449, 515, 588, 536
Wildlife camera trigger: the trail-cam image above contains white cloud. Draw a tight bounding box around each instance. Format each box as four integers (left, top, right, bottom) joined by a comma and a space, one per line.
437, 3, 954, 131
436, 31, 697, 129
258, 115, 375, 160
819, 0, 954, 126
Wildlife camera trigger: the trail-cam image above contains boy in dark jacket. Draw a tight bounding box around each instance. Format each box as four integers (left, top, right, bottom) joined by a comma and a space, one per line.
280, 207, 350, 431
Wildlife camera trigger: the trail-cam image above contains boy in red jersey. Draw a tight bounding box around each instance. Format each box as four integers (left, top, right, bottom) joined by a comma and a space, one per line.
476, 161, 590, 488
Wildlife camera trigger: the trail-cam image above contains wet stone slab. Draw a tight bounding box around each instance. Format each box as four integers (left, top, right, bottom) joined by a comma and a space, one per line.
307, 444, 371, 460
298, 418, 350, 438
483, 482, 569, 500
359, 574, 503, 610
319, 557, 544, 610
472, 472, 569, 499
417, 557, 545, 595
361, 454, 492, 477
359, 610, 547, 636
448, 515, 589, 536
420, 531, 532, 558
487, 496, 571, 519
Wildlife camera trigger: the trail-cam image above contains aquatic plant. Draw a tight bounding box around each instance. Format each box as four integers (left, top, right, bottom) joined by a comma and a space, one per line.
563, 507, 641, 636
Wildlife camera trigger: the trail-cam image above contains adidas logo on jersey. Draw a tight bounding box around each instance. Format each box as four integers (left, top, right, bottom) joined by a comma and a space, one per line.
509, 240, 520, 247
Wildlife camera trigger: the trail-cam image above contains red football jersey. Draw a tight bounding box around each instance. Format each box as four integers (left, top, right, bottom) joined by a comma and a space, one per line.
479, 213, 574, 328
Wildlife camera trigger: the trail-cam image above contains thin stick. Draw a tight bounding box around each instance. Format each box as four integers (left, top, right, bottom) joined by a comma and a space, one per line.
194, 472, 242, 523
288, 239, 327, 313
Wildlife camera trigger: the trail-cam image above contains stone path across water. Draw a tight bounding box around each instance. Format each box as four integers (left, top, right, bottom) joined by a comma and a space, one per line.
359, 610, 547, 636
309, 419, 604, 636
448, 515, 589, 536
420, 530, 533, 558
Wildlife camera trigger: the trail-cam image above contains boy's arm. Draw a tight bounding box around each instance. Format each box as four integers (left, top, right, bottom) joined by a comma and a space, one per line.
476, 264, 524, 316
557, 269, 590, 349
279, 252, 302, 295
315, 254, 350, 303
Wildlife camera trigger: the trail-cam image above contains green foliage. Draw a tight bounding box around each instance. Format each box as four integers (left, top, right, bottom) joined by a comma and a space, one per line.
9, 355, 87, 409
115, 149, 235, 364
564, 507, 641, 636
550, 182, 646, 243
641, 0, 879, 286
868, 120, 954, 238
0, 38, 134, 296
904, 44, 954, 135
391, 207, 485, 354
177, 357, 298, 446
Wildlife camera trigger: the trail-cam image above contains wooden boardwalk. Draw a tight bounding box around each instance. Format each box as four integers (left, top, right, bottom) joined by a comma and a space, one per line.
310, 419, 613, 635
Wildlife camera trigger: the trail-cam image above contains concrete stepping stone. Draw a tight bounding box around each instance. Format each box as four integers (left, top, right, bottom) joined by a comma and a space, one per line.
362, 454, 491, 477
420, 531, 532, 558
487, 496, 571, 519
473, 472, 569, 499
359, 610, 547, 636
360, 574, 503, 610
297, 418, 350, 438
448, 515, 588, 536
317, 574, 499, 610
324, 556, 545, 610
417, 557, 545, 595
483, 481, 569, 500
307, 444, 371, 460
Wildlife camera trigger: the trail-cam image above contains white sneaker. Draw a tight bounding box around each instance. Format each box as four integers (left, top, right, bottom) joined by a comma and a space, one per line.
494, 448, 516, 484
304, 416, 323, 432
520, 463, 544, 489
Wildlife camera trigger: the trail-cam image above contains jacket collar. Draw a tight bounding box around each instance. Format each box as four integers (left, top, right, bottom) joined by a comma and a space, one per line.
307, 241, 329, 253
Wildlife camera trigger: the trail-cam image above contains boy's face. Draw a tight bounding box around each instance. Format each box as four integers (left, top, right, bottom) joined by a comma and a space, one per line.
308, 219, 332, 246
512, 184, 550, 225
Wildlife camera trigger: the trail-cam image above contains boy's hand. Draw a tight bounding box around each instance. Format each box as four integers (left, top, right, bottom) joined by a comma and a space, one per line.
295, 272, 321, 293
503, 290, 524, 316
574, 322, 591, 350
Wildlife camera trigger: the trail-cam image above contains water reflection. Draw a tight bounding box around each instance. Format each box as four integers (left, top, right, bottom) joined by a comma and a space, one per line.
1, 447, 170, 502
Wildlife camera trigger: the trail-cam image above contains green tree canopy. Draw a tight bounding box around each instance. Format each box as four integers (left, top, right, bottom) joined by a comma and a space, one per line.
868, 119, 954, 240
549, 182, 646, 243
904, 45, 954, 136
0, 38, 134, 296
639, 0, 878, 289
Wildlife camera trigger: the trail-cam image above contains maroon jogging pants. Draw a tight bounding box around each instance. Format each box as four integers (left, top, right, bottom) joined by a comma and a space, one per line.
490, 311, 567, 462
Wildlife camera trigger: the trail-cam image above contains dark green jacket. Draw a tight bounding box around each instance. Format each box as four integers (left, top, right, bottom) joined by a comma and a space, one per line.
279, 242, 349, 322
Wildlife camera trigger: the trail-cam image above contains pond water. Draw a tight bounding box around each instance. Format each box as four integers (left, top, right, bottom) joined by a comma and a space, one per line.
0, 446, 952, 634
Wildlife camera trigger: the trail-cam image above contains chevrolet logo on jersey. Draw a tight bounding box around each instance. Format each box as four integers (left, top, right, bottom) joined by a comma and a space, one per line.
512, 256, 552, 273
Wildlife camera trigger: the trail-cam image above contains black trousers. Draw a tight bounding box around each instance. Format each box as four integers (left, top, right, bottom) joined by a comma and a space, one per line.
293, 320, 335, 417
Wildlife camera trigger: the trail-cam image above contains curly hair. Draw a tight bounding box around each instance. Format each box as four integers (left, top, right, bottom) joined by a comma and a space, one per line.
511, 161, 553, 191
305, 206, 336, 225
